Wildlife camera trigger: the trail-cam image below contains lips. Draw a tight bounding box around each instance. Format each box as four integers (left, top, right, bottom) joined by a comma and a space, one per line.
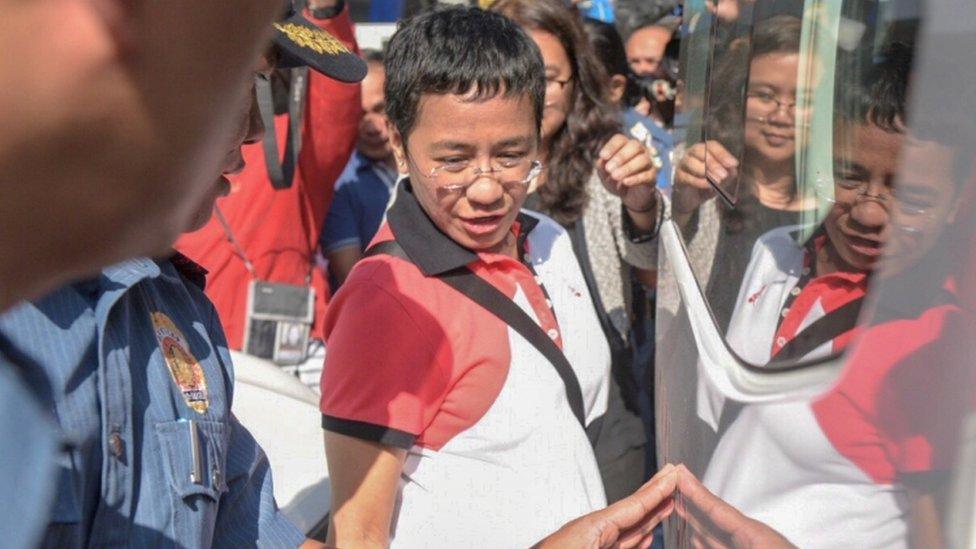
843, 232, 884, 258
762, 131, 794, 146
460, 215, 505, 236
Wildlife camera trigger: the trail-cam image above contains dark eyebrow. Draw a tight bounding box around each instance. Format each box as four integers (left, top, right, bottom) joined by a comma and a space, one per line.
747, 82, 785, 94
494, 136, 534, 149
428, 140, 475, 152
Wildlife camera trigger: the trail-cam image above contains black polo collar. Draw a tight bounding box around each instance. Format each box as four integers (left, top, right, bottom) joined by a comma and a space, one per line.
386, 179, 540, 276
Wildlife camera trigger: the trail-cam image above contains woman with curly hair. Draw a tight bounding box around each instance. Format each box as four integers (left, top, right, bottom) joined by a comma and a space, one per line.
491, 0, 664, 503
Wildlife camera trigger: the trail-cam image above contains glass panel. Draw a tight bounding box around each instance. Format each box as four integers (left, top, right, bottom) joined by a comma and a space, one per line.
661, 0, 976, 545
673, 1, 814, 342
669, 0, 936, 369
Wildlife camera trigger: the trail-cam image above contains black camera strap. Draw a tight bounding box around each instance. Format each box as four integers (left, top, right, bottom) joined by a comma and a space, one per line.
255, 67, 308, 190
364, 240, 587, 429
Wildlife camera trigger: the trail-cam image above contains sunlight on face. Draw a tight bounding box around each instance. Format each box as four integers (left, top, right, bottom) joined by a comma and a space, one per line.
389, 91, 538, 253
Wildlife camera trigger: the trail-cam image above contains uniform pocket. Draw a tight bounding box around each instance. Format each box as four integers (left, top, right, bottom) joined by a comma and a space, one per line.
155, 420, 230, 547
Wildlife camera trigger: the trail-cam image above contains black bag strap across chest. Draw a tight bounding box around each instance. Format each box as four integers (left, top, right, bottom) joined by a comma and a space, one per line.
365, 240, 586, 428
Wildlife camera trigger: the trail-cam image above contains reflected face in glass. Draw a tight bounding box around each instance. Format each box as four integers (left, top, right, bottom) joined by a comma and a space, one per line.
389, 91, 538, 254
528, 29, 574, 145
743, 53, 799, 166
826, 121, 903, 272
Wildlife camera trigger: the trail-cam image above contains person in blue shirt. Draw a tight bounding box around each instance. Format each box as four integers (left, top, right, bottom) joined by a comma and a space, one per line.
0, 13, 366, 548
573, 0, 616, 23
0, 2, 288, 547
320, 49, 399, 287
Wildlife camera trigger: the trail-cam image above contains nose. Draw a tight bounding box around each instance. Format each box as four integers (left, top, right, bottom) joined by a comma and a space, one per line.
362, 113, 387, 137
849, 190, 891, 230
766, 102, 793, 126
465, 172, 505, 209
631, 60, 654, 77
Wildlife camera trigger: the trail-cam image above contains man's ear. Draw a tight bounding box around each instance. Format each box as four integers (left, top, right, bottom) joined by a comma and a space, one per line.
388, 121, 408, 175
608, 74, 628, 105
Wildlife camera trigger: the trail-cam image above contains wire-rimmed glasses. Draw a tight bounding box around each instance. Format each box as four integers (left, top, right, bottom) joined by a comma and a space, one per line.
420, 158, 544, 197
813, 175, 938, 230
745, 90, 798, 117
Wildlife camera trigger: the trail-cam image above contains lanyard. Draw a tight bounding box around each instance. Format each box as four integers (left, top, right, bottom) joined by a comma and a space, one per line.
214, 203, 314, 285
218, 68, 315, 284
214, 205, 257, 278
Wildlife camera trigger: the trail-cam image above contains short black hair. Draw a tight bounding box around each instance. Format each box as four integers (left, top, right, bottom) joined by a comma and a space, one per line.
582, 18, 628, 78
582, 17, 642, 107
384, 6, 546, 142
836, 42, 914, 132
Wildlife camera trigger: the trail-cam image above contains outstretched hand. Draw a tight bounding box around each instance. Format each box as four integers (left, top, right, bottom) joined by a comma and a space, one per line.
534, 463, 679, 549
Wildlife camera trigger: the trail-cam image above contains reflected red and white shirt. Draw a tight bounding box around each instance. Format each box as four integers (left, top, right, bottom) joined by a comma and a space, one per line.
701, 225, 965, 548
320, 182, 610, 547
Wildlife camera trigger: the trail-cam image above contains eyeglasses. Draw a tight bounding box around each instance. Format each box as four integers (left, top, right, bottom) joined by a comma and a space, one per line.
419, 157, 544, 196
816, 177, 935, 220
746, 90, 797, 116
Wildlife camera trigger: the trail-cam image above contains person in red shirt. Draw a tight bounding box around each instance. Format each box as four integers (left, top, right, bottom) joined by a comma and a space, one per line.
176, 1, 362, 352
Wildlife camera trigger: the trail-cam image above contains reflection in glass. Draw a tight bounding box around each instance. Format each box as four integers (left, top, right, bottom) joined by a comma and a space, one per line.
689, 5, 976, 547
674, 11, 817, 333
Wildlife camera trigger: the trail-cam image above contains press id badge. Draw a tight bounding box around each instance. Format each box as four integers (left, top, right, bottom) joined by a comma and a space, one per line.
243, 280, 315, 365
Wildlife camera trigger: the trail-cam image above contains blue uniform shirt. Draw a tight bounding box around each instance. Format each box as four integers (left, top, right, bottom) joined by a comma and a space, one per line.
319, 150, 397, 256
0, 349, 60, 549
0, 255, 304, 548
622, 107, 674, 190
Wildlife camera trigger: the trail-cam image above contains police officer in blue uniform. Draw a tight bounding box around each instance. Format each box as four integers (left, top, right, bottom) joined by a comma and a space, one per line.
0, 10, 365, 548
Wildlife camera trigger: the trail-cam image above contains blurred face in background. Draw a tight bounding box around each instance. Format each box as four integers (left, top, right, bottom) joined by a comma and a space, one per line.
0, 0, 280, 308
626, 25, 672, 79
358, 61, 393, 162
743, 52, 800, 167
528, 29, 574, 148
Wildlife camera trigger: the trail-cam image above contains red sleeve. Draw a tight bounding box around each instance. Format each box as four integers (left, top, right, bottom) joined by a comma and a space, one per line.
300, 6, 362, 233
815, 305, 976, 483
320, 267, 450, 449
876, 309, 976, 474
175, 6, 363, 348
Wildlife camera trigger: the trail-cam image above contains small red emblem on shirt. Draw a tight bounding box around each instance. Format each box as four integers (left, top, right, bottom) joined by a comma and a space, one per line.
748, 284, 768, 304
